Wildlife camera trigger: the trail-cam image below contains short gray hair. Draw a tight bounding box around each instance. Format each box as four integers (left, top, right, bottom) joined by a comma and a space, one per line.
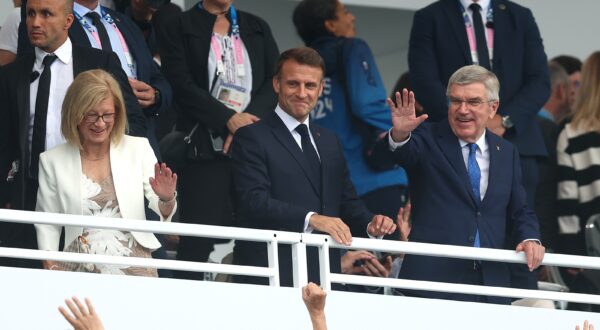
446, 65, 500, 101
548, 60, 569, 89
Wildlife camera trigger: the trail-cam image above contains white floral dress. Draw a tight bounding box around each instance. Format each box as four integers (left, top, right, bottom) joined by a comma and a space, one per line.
57, 173, 157, 277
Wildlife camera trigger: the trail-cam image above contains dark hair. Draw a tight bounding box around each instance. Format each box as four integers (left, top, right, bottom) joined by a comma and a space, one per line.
274, 47, 325, 79
551, 55, 582, 75
292, 0, 338, 45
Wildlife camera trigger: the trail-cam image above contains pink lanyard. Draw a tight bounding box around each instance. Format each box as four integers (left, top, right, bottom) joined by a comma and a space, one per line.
461, 4, 494, 67
74, 9, 136, 78
210, 34, 245, 78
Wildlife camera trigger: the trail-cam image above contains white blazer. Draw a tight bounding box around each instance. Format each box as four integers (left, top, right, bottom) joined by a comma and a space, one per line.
35, 135, 176, 251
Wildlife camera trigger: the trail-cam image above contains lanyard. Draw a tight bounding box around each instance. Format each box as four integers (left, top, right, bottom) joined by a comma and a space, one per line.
199, 2, 245, 77
459, 2, 494, 67
74, 8, 136, 78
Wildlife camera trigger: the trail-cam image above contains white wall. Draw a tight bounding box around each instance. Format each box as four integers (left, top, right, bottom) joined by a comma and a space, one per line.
2, 266, 599, 329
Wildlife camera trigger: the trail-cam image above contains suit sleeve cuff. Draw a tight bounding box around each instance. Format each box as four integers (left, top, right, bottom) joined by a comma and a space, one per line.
304, 212, 316, 233
388, 129, 411, 151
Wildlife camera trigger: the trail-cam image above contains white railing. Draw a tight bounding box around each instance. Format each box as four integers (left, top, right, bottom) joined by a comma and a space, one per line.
1, 209, 600, 306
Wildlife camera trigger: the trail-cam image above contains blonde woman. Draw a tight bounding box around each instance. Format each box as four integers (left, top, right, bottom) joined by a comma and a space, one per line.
35, 69, 177, 276
557, 51, 600, 257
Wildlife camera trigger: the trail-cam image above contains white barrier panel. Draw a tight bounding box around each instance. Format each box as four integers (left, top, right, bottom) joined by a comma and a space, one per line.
1, 266, 599, 330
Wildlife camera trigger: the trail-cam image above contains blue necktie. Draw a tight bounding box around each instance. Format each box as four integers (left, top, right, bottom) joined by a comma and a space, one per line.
468, 143, 481, 247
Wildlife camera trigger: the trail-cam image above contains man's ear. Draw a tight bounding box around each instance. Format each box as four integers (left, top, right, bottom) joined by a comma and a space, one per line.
489, 101, 500, 118
65, 13, 74, 30
324, 20, 336, 35
272, 76, 280, 94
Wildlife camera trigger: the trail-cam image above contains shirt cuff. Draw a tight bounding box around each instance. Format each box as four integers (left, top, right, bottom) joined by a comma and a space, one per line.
522, 239, 542, 245
304, 212, 316, 233
388, 129, 411, 151
366, 221, 383, 239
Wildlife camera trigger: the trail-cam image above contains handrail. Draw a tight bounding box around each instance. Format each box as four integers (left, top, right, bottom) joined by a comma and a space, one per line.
1, 209, 599, 305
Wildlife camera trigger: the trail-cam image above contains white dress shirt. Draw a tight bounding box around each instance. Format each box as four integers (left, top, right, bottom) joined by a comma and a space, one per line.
274, 105, 319, 233
29, 38, 72, 155
73, 2, 137, 78
460, 0, 491, 36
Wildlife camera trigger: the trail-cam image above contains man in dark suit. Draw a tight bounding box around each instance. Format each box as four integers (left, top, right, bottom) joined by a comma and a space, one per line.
408, 0, 550, 206
408, 0, 550, 292
69, 0, 172, 158
0, 0, 146, 267
381, 65, 544, 304
231, 47, 396, 287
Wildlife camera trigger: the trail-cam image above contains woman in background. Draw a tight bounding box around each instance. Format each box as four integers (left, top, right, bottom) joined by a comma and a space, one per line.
35, 69, 177, 276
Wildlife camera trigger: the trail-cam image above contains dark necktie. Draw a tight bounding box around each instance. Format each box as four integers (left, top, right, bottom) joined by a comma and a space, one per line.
86, 11, 113, 52
295, 124, 321, 185
469, 3, 491, 70
467, 143, 481, 247
30, 54, 57, 179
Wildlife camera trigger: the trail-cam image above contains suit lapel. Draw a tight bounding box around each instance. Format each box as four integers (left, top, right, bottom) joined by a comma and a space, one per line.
66, 145, 84, 215
69, 19, 92, 48
310, 124, 325, 197
72, 46, 86, 76
482, 131, 504, 206
442, 0, 471, 64
434, 122, 479, 206
109, 140, 128, 218
108, 8, 139, 74
266, 113, 321, 196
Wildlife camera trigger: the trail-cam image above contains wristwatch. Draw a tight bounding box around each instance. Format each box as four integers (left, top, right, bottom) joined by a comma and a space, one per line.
501, 115, 514, 129
153, 87, 162, 106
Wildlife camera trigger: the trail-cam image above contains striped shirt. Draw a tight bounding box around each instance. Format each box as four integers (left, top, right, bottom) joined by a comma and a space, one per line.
556, 123, 600, 237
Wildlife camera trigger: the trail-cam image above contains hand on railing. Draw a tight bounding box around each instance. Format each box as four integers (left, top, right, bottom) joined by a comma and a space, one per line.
515, 240, 545, 271
59, 297, 104, 330
309, 214, 352, 245
302, 282, 327, 330
576, 320, 594, 330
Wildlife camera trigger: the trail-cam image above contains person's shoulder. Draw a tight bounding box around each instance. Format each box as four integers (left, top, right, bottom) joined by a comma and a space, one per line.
238, 10, 273, 32
501, 0, 532, 13
415, 0, 447, 14
41, 142, 75, 161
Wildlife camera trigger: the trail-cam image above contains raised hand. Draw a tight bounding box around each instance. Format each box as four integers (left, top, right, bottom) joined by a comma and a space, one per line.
149, 163, 178, 201
388, 89, 428, 142
59, 297, 105, 330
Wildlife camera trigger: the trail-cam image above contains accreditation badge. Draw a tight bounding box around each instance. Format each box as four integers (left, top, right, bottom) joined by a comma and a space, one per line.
216, 83, 247, 112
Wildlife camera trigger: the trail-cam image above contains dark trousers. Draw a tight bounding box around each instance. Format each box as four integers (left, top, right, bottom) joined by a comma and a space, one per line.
0, 179, 40, 268
173, 158, 234, 280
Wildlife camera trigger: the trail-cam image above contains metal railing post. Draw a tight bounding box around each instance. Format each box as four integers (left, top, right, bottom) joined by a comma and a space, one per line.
292, 236, 308, 288
267, 234, 280, 287
318, 237, 331, 291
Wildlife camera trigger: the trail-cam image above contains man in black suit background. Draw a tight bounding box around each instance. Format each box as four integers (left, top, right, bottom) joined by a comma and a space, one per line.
0, 0, 146, 267
69, 0, 172, 158
231, 47, 396, 287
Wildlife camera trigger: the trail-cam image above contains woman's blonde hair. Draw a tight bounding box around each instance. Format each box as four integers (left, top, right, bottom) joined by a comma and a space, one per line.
61, 69, 128, 148
572, 51, 600, 131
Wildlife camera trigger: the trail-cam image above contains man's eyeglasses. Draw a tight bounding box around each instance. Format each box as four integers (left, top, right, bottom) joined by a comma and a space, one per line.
83, 113, 116, 123
448, 97, 495, 108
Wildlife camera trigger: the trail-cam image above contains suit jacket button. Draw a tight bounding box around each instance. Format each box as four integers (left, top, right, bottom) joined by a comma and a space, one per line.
468, 235, 474, 242
477, 212, 482, 217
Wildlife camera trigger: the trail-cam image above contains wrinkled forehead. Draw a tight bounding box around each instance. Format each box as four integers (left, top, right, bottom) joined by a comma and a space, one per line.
448, 82, 487, 98
279, 60, 324, 82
